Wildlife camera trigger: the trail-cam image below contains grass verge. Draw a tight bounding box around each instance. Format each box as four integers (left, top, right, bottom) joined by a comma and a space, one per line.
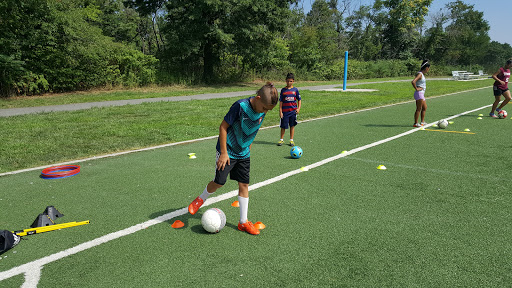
0, 78, 417, 109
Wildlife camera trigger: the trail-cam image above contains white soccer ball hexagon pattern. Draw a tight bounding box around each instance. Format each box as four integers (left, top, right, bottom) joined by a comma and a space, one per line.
438, 119, 448, 129
201, 208, 226, 233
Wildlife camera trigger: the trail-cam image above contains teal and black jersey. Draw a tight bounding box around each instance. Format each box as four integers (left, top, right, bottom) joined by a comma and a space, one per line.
216, 97, 266, 159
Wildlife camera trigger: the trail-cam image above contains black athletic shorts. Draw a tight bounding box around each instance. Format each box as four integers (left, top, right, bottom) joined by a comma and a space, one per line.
494, 86, 509, 96
213, 151, 250, 185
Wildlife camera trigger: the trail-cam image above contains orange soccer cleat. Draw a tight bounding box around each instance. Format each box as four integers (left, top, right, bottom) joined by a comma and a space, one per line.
238, 221, 260, 235
188, 197, 204, 215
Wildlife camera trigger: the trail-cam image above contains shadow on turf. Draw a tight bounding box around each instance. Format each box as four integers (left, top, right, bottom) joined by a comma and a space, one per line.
149, 208, 198, 227
149, 208, 239, 234
191, 222, 239, 234
252, 140, 279, 146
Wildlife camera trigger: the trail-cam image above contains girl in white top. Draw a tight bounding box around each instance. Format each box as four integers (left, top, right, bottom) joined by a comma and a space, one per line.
411, 60, 430, 127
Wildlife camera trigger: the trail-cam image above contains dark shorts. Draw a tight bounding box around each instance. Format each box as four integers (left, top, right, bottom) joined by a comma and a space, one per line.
280, 112, 298, 129
213, 152, 250, 185
494, 86, 509, 96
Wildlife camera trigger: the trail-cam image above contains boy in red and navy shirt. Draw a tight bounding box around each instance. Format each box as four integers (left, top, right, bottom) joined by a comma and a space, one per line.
278, 73, 301, 146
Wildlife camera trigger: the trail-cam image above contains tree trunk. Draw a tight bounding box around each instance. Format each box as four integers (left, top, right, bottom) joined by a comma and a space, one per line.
152, 13, 161, 52
203, 41, 214, 83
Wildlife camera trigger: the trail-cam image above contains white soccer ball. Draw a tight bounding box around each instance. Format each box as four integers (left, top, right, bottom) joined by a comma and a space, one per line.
438, 119, 448, 129
201, 208, 226, 233
498, 110, 508, 119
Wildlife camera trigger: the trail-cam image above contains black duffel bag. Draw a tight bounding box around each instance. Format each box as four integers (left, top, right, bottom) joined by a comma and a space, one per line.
0, 230, 20, 254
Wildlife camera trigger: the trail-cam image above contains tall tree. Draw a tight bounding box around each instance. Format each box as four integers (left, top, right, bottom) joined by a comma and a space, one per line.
344, 4, 382, 60
422, 11, 448, 62
124, 0, 166, 53
443, 0, 490, 66
289, 0, 342, 70
96, 0, 140, 45
163, 0, 296, 83
484, 41, 512, 69
305, 0, 340, 63
374, 0, 433, 59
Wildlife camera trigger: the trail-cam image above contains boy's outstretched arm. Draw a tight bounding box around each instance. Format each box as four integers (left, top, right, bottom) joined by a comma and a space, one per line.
217, 120, 230, 171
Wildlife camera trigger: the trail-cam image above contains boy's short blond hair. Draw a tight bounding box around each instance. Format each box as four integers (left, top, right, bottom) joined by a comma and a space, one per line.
257, 82, 279, 106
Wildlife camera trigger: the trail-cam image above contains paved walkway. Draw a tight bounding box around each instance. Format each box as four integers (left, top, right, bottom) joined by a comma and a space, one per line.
1, 79, 448, 117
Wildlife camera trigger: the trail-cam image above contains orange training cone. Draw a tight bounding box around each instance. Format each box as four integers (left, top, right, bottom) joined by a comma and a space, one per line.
254, 221, 266, 230
171, 220, 185, 228
231, 201, 240, 207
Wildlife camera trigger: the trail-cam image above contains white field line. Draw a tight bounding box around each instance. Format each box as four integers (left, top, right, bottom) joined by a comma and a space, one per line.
21, 267, 40, 288
345, 157, 503, 181
0, 87, 489, 178
0, 102, 491, 286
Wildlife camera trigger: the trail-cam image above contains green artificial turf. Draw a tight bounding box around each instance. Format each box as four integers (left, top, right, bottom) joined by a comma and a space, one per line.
2, 86, 512, 287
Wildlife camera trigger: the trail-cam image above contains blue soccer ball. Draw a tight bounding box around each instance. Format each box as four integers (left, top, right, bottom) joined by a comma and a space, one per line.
290, 146, 303, 159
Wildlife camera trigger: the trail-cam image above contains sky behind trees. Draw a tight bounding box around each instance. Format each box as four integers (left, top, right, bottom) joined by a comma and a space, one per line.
300, 0, 511, 45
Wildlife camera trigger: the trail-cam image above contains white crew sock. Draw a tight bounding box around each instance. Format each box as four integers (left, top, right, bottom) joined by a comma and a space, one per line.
199, 186, 213, 201
238, 196, 249, 224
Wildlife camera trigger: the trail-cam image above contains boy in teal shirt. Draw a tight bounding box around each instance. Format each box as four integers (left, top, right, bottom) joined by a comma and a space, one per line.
188, 82, 278, 235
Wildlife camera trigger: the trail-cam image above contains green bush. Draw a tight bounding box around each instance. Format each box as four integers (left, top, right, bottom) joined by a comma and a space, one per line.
252, 58, 460, 83
117, 47, 158, 87
15, 72, 50, 95
0, 1, 159, 97
0, 54, 26, 97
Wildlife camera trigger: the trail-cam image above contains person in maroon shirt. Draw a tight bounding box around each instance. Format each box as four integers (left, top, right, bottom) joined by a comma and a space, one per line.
490, 59, 512, 118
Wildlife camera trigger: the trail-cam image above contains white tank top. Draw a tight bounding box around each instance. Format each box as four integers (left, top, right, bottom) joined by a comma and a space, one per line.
416, 72, 426, 91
